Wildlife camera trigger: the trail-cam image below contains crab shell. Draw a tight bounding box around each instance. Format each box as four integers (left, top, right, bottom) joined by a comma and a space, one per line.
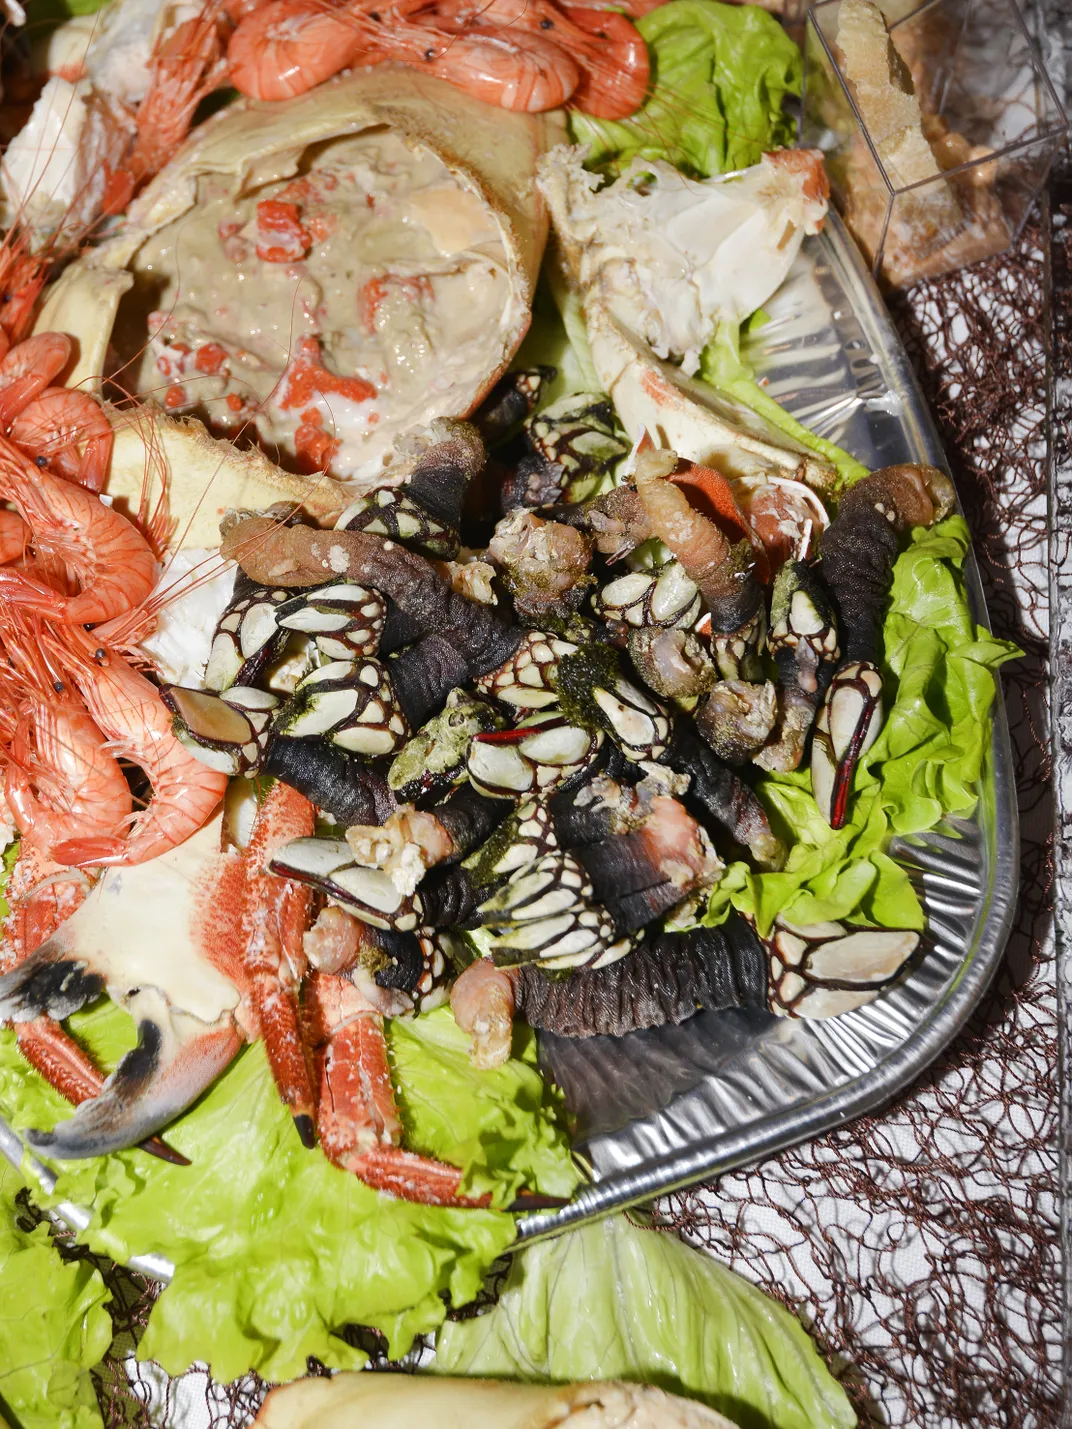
580, 295, 837, 493
35, 68, 562, 542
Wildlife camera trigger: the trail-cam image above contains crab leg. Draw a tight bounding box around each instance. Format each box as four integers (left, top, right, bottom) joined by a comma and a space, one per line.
306, 971, 490, 1207
241, 781, 318, 1147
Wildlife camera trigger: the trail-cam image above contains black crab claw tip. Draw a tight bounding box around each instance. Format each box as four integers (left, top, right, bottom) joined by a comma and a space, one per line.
139, 1135, 191, 1167
0, 954, 104, 1024
293, 1113, 317, 1149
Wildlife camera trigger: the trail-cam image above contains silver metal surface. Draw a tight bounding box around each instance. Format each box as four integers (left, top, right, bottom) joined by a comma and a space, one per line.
0, 213, 1018, 1271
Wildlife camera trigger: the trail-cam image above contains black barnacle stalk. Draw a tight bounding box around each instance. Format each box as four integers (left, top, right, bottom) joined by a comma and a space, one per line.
514, 915, 768, 1037
548, 769, 723, 935
476, 850, 633, 971
472, 367, 555, 448
428, 784, 511, 862
752, 560, 839, 774
811, 463, 954, 827
334, 419, 484, 558
262, 737, 397, 828
500, 392, 630, 513
765, 917, 920, 1018
660, 722, 785, 871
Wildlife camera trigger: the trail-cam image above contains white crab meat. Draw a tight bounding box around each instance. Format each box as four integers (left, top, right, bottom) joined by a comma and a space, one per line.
538, 147, 828, 375
137, 549, 238, 688
0, 76, 134, 238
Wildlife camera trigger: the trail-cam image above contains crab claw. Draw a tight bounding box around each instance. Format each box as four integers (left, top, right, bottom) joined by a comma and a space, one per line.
0, 813, 246, 1158
766, 917, 920, 1017
14, 1016, 190, 1166
25, 995, 241, 1160
810, 660, 884, 828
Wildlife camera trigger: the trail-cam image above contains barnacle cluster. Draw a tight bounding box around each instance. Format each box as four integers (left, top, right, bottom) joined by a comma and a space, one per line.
164, 380, 948, 1036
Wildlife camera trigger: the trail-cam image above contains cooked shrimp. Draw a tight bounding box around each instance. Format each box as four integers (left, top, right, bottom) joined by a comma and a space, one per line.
0, 333, 71, 431
42, 629, 228, 867
429, 0, 646, 118
10, 388, 114, 491
559, 4, 648, 119
416, 23, 579, 111
0, 510, 29, 564
5, 701, 133, 860
0, 234, 52, 346
0, 435, 157, 625
228, 0, 362, 100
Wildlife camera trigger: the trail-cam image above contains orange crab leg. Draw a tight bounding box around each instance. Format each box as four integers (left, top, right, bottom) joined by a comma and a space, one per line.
242, 782, 319, 1147
308, 971, 490, 1207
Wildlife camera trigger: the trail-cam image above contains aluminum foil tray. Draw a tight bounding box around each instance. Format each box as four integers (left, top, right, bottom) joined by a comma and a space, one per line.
0, 214, 1018, 1274
517, 211, 1019, 1243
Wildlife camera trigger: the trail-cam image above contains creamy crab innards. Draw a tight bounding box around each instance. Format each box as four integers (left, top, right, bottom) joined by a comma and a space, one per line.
120, 130, 515, 483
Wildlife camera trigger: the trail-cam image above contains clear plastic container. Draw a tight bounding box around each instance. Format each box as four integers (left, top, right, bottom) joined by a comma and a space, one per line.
800, 0, 1067, 288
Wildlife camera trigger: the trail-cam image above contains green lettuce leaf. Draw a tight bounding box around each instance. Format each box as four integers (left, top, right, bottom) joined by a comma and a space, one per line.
569, 0, 800, 180
0, 1160, 111, 1429
703, 518, 1020, 936
700, 321, 868, 487
0, 1000, 578, 1385
433, 1215, 855, 1429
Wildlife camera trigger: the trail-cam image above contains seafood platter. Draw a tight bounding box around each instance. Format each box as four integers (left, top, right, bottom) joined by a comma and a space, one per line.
0, 0, 1018, 1376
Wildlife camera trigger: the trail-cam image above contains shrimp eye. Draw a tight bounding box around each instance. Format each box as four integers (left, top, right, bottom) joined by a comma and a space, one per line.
540, 16, 553, 26
424, 47, 435, 59
35, 455, 48, 467
52, 680, 64, 693
93, 647, 106, 662
369, 9, 379, 17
